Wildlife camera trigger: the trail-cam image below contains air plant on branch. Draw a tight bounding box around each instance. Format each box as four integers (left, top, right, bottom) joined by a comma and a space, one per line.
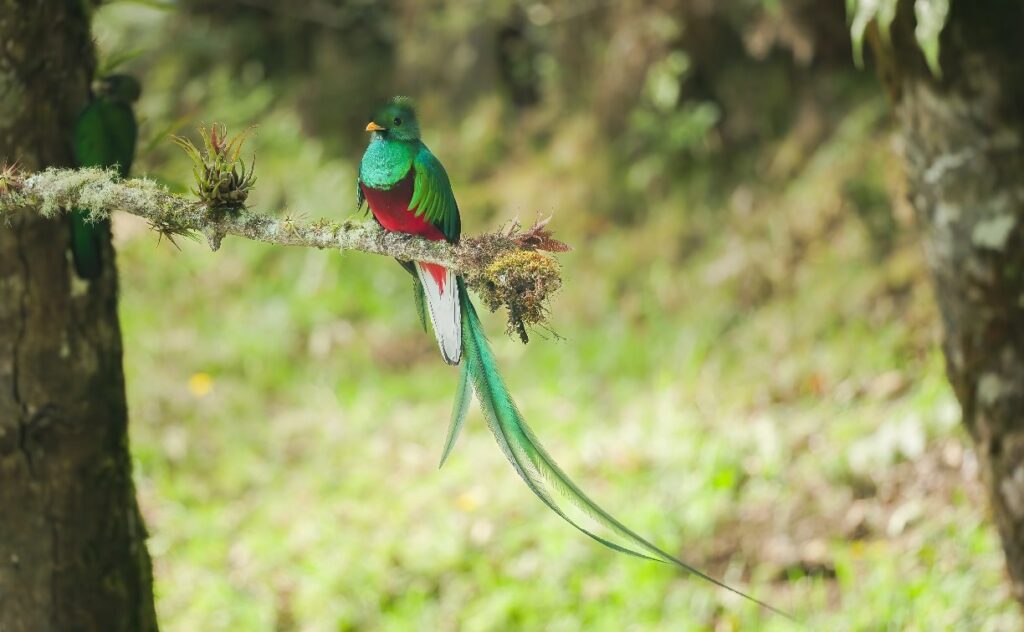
174, 123, 256, 211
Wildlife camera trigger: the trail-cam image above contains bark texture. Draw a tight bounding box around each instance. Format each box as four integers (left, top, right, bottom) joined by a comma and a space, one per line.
0, 2, 158, 630
880, 0, 1024, 604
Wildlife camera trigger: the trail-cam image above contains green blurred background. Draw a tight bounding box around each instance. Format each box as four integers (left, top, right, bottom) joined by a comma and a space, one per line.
95, 1, 1017, 629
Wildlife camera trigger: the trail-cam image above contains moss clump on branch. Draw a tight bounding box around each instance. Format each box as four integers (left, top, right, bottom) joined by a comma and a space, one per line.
457, 217, 568, 341
486, 251, 561, 341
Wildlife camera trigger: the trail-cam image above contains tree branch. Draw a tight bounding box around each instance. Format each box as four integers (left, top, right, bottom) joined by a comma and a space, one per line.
0, 166, 567, 338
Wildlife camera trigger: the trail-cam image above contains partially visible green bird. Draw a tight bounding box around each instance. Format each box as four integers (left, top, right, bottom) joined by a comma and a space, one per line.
70, 74, 140, 279
357, 97, 787, 618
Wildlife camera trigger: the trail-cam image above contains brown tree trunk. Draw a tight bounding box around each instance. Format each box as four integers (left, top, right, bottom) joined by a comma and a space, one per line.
0, 3, 158, 630
878, 0, 1024, 604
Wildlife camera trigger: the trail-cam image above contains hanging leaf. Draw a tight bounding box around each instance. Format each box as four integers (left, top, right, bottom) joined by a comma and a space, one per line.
914, 0, 951, 76
848, 0, 899, 67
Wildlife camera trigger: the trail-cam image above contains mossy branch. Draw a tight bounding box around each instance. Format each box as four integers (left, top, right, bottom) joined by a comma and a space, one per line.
0, 165, 567, 338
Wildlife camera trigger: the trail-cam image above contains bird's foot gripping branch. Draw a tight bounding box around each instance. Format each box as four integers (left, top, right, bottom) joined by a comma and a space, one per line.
0, 137, 568, 339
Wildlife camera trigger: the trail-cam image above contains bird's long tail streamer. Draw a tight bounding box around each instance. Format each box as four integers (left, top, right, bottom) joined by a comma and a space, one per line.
439, 359, 472, 469
456, 280, 790, 619
70, 211, 104, 279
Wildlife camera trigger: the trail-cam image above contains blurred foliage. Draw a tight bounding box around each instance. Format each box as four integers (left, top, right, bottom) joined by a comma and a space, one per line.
90, 0, 1018, 630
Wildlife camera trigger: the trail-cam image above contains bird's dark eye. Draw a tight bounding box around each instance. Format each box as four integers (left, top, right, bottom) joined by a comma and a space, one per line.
393, 117, 402, 126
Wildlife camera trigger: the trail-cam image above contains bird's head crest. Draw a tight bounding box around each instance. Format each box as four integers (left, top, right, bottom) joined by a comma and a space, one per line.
389, 96, 417, 111
366, 96, 421, 141
96, 74, 142, 103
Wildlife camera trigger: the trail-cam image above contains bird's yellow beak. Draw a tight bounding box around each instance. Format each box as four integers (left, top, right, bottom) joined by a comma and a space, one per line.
365, 121, 386, 132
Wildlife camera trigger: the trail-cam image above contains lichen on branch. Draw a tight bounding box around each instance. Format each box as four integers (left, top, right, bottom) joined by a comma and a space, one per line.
0, 165, 567, 338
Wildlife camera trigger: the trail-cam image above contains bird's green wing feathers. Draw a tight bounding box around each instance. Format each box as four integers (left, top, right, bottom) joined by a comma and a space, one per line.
73, 99, 137, 177
457, 281, 789, 618
408, 146, 461, 242
69, 210, 104, 279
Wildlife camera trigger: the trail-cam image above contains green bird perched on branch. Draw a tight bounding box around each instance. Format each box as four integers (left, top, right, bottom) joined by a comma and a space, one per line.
70, 74, 140, 279
357, 97, 787, 618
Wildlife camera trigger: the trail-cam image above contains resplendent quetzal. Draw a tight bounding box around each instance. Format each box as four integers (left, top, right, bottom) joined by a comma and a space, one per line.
70, 74, 140, 279
357, 97, 783, 615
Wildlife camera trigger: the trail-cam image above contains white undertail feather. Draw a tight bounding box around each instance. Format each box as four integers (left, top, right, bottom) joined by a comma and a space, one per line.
415, 263, 462, 365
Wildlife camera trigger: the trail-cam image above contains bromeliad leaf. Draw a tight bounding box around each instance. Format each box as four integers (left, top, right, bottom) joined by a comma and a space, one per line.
174, 123, 257, 210
914, 0, 950, 76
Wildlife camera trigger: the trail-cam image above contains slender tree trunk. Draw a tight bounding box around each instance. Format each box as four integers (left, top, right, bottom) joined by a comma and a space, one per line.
879, 0, 1024, 604
0, 3, 158, 630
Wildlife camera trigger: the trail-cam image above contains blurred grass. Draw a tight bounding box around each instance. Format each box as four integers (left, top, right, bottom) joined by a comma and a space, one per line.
97, 3, 1022, 631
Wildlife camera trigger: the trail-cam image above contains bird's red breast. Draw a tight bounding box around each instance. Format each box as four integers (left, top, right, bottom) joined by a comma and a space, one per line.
361, 170, 449, 291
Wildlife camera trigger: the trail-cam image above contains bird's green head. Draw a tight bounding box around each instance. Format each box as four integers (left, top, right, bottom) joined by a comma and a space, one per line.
96, 74, 142, 104
365, 96, 420, 142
